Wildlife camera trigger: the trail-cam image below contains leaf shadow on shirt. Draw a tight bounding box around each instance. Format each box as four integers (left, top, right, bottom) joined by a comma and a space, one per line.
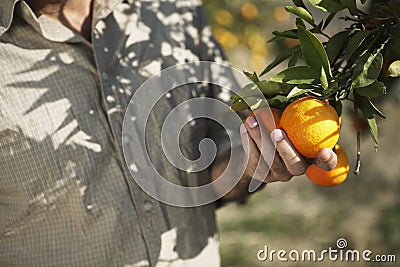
2, 44, 122, 245
0, 1, 228, 265
91, 2, 226, 264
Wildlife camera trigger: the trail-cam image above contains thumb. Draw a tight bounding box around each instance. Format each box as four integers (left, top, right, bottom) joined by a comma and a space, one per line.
314, 148, 337, 171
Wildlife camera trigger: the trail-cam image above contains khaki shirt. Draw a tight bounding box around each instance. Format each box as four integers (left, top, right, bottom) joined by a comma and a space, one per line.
0, 0, 237, 266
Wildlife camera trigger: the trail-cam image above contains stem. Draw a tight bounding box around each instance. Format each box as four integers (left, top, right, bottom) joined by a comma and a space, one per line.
358, 9, 367, 16
320, 31, 330, 39
354, 103, 361, 175
340, 16, 359, 22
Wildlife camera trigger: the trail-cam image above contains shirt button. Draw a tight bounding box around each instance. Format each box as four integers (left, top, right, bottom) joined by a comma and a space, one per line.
143, 200, 152, 212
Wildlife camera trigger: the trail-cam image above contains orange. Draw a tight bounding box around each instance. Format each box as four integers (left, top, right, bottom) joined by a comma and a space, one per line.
279, 96, 340, 158
306, 145, 349, 186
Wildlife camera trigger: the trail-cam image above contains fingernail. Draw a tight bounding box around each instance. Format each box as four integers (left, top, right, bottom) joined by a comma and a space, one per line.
246, 116, 258, 128
319, 149, 330, 161
270, 129, 283, 142
240, 124, 247, 134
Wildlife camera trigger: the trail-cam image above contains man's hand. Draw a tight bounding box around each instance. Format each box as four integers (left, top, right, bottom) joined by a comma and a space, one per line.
240, 107, 337, 184
210, 107, 338, 204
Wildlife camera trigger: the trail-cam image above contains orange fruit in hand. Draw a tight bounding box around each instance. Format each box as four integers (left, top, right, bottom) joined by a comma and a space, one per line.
279, 96, 340, 158
306, 145, 349, 186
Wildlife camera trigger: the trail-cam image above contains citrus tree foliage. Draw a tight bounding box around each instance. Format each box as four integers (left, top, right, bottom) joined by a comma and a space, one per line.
231, 0, 400, 151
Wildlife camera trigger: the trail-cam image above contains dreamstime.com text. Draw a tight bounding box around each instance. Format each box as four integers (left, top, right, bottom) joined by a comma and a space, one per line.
257, 238, 397, 263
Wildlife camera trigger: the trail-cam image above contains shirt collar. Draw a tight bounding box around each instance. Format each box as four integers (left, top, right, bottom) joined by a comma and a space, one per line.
0, 0, 123, 38
0, 0, 19, 37
93, 0, 123, 25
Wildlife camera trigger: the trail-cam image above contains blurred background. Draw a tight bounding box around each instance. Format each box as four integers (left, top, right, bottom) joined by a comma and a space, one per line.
202, 0, 400, 266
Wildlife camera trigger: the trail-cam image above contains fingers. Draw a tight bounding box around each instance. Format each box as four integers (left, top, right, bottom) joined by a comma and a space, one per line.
244, 116, 275, 163
270, 129, 307, 176
314, 148, 337, 171
242, 113, 335, 183
245, 116, 305, 177
240, 124, 270, 182
244, 116, 294, 182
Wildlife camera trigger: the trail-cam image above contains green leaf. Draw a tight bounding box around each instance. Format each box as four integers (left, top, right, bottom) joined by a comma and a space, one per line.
271, 30, 298, 40
341, 0, 358, 15
230, 94, 240, 101
270, 66, 320, 85
298, 26, 331, 76
354, 93, 386, 149
295, 18, 306, 29
354, 93, 386, 119
351, 52, 383, 89
346, 30, 372, 60
288, 50, 302, 67
243, 71, 259, 83
231, 81, 293, 111
354, 81, 386, 98
230, 96, 270, 112
320, 67, 329, 90
309, 0, 322, 6
256, 81, 293, 98
233, 80, 292, 100
292, 0, 307, 8
267, 95, 289, 109
388, 60, 400, 77
326, 31, 348, 64
267, 36, 285, 43
348, 31, 388, 68
232, 83, 259, 100
312, 0, 345, 13
285, 6, 315, 25
287, 87, 312, 98
261, 45, 301, 75
230, 99, 249, 112
367, 117, 379, 150
246, 97, 268, 111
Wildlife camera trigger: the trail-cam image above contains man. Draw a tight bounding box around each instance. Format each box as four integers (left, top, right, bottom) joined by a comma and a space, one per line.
0, 0, 336, 266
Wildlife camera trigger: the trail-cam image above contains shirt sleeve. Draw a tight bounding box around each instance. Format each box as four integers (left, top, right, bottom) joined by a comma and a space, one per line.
186, 1, 243, 156
184, 2, 254, 205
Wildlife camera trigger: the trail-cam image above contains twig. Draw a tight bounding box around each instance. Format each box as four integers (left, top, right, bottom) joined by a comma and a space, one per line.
354, 103, 361, 175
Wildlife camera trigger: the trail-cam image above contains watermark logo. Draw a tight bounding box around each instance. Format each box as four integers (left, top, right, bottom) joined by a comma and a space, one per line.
122, 61, 275, 207
336, 238, 348, 249
257, 238, 397, 263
